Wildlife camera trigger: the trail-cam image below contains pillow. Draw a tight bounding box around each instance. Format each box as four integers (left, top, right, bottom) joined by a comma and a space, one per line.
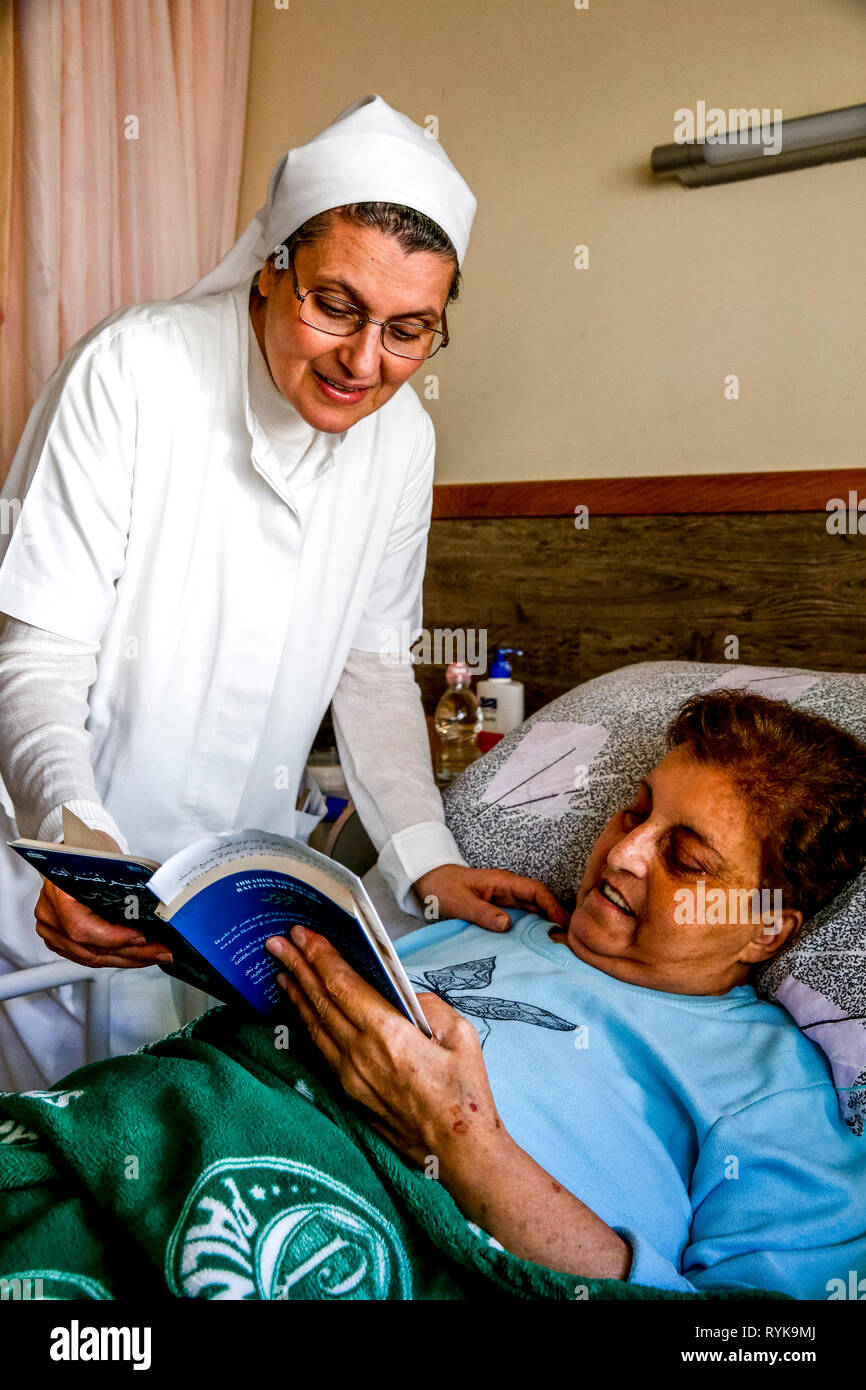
443, 660, 866, 1135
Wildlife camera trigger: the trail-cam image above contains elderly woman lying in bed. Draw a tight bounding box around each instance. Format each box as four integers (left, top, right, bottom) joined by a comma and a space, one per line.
266, 690, 866, 1299
1, 690, 864, 1301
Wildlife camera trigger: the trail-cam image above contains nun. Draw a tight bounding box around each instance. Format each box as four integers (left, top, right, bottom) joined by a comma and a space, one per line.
0, 95, 567, 1087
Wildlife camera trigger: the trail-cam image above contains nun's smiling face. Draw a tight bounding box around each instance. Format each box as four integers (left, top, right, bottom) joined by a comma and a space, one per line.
250, 219, 454, 431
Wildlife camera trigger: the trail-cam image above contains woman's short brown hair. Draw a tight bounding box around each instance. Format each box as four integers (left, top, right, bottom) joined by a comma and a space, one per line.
666, 690, 866, 922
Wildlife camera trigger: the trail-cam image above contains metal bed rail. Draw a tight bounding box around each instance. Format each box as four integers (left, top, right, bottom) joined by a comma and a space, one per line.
0, 961, 116, 1065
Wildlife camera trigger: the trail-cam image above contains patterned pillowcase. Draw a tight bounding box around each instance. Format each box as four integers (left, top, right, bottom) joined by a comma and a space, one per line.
443, 660, 866, 1134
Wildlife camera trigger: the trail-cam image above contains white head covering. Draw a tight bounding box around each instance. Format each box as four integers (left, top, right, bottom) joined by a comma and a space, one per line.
180, 93, 476, 301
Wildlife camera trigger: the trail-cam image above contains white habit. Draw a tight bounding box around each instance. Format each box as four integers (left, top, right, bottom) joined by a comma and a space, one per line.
0, 278, 466, 1086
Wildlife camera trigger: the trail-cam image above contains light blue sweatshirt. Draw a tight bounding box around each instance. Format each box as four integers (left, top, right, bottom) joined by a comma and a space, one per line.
395, 910, 866, 1299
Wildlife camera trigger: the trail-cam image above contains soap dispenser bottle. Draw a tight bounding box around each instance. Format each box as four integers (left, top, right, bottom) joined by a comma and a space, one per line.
475, 647, 525, 753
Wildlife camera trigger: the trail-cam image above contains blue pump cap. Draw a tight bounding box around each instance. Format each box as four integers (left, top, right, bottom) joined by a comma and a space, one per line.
490, 646, 523, 679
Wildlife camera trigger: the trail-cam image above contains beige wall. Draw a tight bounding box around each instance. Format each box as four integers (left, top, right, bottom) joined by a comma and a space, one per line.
238, 0, 866, 483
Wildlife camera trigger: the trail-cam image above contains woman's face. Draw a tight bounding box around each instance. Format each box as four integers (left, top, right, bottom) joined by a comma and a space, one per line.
250, 218, 454, 432
557, 746, 801, 995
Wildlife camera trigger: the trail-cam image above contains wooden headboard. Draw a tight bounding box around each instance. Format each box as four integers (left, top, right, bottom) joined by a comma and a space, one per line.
415, 469, 866, 717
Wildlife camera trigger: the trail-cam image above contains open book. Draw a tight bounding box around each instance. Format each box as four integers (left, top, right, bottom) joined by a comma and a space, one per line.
8, 808, 431, 1034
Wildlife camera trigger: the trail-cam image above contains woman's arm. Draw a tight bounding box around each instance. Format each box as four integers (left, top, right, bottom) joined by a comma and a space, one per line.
432, 1126, 631, 1280
332, 649, 569, 934
330, 647, 470, 907
0, 614, 122, 844
0, 614, 174, 969
266, 925, 630, 1281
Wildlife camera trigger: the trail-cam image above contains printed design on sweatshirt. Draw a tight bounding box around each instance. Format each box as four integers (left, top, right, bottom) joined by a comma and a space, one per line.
407, 956, 576, 1046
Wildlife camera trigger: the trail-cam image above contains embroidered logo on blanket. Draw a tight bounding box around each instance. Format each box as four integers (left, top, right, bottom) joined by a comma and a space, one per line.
165, 1157, 413, 1300
0, 1117, 39, 1146
16, 1089, 85, 1109
0, 1269, 111, 1299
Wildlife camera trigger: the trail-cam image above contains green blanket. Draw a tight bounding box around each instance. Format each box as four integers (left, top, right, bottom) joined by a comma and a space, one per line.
0, 1006, 782, 1301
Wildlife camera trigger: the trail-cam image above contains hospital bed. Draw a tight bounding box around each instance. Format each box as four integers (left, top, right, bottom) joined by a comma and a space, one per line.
0, 960, 114, 1066
0, 653, 863, 1303
2, 463, 864, 1077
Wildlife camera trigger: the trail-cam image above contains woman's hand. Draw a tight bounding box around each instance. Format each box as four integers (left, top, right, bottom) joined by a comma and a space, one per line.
266, 926, 504, 1170
412, 864, 570, 933
266, 925, 631, 1281
34, 831, 173, 970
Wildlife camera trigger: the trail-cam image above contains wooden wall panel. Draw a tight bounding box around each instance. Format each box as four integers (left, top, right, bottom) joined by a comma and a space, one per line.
414, 512, 866, 715
432, 471, 865, 518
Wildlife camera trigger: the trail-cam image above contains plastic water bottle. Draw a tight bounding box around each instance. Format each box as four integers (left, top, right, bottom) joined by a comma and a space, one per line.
434, 662, 482, 785
475, 646, 525, 753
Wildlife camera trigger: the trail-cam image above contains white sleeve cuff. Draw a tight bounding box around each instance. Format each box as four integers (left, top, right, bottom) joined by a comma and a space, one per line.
377, 820, 468, 917
37, 799, 130, 853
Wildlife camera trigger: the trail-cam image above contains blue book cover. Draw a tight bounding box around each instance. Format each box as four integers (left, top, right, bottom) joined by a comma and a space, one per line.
8, 828, 429, 1031
159, 865, 408, 1019
7, 841, 252, 1009
9, 844, 162, 924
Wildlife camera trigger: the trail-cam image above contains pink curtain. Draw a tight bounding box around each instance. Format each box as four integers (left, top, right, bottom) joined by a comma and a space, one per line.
0, 0, 254, 481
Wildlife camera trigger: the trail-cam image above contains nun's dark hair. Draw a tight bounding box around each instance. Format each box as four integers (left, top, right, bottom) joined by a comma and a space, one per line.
252, 202, 462, 305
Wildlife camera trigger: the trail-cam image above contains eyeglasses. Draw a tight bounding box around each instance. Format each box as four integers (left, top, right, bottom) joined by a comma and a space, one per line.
288, 249, 449, 360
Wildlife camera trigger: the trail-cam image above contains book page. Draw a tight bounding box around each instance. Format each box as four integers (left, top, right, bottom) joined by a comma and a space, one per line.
354, 898, 432, 1036
61, 806, 119, 851
155, 853, 356, 918
147, 829, 321, 899
10, 839, 159, 871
